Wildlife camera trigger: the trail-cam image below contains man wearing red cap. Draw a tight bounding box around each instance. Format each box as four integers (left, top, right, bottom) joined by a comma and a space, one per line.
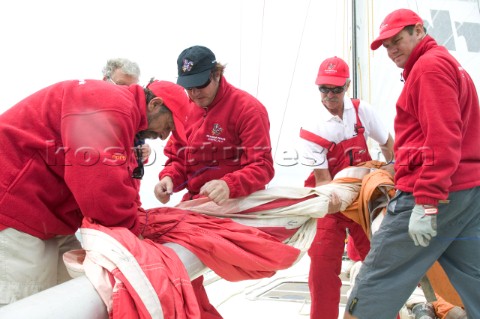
299, 56, 394, 319
344, 8, 480, 319
0, 79, 188, 306
154, 45, 275, 319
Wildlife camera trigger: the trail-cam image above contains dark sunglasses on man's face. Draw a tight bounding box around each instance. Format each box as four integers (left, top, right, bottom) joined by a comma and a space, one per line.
132, 138, 144, 180
318, 85, 347, 94
132, 158, 144, 179
186, 77, 211, 91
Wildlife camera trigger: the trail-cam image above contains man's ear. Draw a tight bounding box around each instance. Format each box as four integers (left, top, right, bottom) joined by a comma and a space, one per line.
148, 97, 164, 112
212, 71, 221, 83
415, 23, 425, 37
345, 79, 351, 90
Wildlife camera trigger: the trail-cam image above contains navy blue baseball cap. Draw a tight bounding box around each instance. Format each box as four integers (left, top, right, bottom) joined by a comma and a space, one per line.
176, 45, 217, 88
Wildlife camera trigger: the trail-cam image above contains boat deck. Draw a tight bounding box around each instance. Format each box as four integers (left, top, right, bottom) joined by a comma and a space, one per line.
205, 254, 352, 319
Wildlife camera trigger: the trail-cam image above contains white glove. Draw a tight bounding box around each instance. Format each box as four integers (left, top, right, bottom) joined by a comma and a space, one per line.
408, 204, 438, 247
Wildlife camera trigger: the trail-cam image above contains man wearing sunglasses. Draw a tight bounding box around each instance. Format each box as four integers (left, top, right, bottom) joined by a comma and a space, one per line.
0, 79, 188, 306
299, 56, 394, 319
154, 45, 275, 319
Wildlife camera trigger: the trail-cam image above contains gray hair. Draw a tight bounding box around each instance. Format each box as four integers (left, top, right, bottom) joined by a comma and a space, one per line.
102, 58, 141, 78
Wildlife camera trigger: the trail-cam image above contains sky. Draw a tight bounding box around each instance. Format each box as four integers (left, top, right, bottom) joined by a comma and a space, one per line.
1, 0, 479, 208
0, 0, 351, 208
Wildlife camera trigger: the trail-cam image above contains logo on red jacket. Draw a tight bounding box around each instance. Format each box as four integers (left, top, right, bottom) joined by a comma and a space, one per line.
211, 123, 223, 136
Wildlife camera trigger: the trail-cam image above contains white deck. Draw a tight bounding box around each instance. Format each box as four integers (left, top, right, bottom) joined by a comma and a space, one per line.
205, 254, 351, 319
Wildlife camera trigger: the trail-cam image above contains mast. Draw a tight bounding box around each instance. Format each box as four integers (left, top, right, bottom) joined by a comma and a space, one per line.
351, 0, 358, 99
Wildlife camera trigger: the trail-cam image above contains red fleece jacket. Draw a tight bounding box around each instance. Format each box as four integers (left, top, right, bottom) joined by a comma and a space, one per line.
161, 76, 274, 199
394, 36, 480, 205
0, 80, 148, 238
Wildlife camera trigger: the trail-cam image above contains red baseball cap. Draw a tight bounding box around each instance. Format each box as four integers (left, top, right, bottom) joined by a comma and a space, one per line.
315, 56, 350, 86
146, 80, 190, 132
371, 8, 423, 50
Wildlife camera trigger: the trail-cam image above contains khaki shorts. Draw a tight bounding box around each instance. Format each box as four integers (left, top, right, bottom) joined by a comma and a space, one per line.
0, 228, 81, 305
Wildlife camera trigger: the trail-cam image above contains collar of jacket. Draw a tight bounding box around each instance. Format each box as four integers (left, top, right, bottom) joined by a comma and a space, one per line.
402, 35, 437, 82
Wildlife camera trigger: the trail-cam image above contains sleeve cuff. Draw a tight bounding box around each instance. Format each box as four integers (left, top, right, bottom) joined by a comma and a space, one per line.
415, 196, 439, 206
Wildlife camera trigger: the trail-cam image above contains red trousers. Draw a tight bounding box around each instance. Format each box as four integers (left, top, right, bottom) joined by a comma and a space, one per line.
192, 275, 223, 319
346, 233, 363, 262
308, 213, 370, 319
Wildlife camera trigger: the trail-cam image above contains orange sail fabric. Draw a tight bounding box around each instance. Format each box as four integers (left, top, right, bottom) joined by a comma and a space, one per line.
340, 167, 395, 239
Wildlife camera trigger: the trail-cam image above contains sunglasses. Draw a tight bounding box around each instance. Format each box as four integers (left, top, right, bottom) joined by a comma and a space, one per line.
186, 77, 211, 91
132, 137, 144, 179
318, 84, 347, 94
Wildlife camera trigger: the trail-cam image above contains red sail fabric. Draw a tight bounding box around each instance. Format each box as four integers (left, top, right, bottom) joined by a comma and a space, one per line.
78, 209, 300, 318
80, 219, 201, 319
139, 208, 301, 281
76, 168, 380, 317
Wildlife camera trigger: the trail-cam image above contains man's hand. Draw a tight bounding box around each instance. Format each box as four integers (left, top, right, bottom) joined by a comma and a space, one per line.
381, 163, 395, 177
154, 177, 174, 204
134, 144, 151, 163
327, 191, 342, 213
140, 144, 151, 163
408, 204, 438, 247
199, 180, 230, 205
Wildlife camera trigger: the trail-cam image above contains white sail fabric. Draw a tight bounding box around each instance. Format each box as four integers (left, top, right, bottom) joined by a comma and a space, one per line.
176, 166, 373, 252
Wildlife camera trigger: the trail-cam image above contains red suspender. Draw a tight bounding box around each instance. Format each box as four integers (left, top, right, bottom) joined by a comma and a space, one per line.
351, 99, 365, 135
299, 128, 336, 152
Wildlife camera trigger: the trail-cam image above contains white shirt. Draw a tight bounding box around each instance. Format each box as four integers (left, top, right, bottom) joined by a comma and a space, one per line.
300, 97, 389, 170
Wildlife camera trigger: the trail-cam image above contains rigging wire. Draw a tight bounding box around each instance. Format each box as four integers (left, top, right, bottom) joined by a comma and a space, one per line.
239, 1, 243, 88
255, 0, 267, 98
272, 0, 313, 163
367, 0, 373, 103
